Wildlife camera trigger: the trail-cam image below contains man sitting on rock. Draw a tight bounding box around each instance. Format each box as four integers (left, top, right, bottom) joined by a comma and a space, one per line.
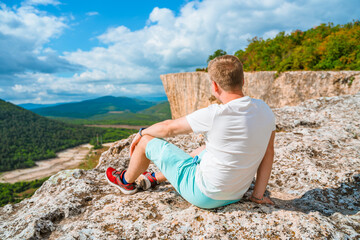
106, 55, 276, 208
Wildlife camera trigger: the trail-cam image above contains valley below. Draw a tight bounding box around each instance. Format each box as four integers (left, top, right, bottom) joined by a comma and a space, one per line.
0, 143, 113, 183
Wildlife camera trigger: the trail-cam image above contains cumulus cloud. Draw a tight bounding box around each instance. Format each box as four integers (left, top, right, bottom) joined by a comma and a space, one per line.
6, 72, 165, 104
0, 4, 65, 45
3, 0, 360, 104
0, 3, 79, 76
64, 0, 360, 92
68, 0, 360, 74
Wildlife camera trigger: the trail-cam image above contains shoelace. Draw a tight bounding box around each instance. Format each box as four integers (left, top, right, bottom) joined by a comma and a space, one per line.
112, 170, 126, 184
112, 170, 122, 177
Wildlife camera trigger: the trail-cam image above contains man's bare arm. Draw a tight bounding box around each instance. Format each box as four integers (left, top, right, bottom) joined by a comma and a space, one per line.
130, 117, 192, 156
251, 131, 275, 204
141, 117, 192, 138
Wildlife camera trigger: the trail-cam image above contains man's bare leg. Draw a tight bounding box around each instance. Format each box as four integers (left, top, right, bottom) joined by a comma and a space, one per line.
154, 172, 166, 183
152, 145, 206, 183
190, 145, 206, 158
124, 135, 154, 183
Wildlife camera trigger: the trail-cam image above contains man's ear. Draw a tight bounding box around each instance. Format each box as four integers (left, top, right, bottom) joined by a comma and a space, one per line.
212, 81, 219, 93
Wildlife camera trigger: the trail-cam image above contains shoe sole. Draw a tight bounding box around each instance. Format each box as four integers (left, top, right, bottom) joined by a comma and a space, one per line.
139, 177, 152, 190
105, 172, 138, 195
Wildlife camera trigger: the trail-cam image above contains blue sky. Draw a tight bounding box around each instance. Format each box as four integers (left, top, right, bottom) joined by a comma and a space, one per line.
0, 0, 359, 104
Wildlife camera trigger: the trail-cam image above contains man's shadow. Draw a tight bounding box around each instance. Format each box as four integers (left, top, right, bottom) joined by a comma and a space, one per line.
210, 173, 360, 217
138, 172, 359, 217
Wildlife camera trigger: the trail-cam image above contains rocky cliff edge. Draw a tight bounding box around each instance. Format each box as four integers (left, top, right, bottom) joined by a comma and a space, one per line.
0, 93, 359, 239
161, 71, 360, 119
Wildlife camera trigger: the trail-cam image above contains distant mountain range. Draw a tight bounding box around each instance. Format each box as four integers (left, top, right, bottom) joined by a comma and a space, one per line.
18, 96, 172, 126
30, 96, 157, 119
18, 103, 62, 110
136, 96, 168, 102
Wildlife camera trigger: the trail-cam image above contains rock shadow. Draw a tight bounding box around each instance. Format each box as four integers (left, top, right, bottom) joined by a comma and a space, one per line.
212, 174, 360, 217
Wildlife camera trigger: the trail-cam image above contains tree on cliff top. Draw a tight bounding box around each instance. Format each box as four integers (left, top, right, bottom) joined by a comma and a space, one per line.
196, 49, 228, 72
234, 20, 360, 72
207, 49, 227, 63
197, 20, 359, 72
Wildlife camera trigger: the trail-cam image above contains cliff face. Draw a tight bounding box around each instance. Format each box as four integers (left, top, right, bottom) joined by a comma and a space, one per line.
160, 72, 219, 120
161, 71, 360, 119
1, 93, 359, 239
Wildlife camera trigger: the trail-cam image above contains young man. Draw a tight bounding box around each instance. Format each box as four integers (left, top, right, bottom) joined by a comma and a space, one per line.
106, 55, 276, 208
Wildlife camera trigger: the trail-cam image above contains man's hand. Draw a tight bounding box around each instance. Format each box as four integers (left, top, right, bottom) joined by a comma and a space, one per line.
129, 117, 192, 157
250, 195, 274, 205
130, 133, 141, 157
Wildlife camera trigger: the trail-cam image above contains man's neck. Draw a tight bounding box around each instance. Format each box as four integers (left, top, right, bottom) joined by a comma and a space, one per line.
219, 91, 245, 104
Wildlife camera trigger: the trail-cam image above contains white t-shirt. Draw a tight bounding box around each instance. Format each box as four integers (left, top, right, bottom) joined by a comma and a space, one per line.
186, 96, 276, 200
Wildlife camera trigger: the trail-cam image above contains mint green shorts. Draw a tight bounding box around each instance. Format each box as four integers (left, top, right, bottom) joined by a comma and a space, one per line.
145, 138, 239, 209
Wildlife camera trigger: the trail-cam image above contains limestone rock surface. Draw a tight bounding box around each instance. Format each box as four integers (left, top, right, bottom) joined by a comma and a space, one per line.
1, 94, 360, 239
161, 71, 360, 119
161, 72, 220, 120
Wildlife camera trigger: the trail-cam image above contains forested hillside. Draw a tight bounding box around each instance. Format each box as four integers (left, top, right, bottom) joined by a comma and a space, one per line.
40, 100, 172, 126
32, 96, 155, 118
0, 177, 49, 207
139, 101, 171, 119
198, 21, 359, 72
1, 98, 165, 172
235, 21, 360, 72
0, 99, 105, 172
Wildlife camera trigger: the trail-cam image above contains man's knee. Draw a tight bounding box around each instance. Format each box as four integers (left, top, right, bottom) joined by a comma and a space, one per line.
138, 135, 154, 149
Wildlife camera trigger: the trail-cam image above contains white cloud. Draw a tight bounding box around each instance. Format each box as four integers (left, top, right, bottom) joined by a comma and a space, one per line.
3, 0, 360, 104
263, 29, 280, 40
7, 71, 165, 104
12, 84, 35, 93
0, 4, 66, 45
64, 0, 360, 94
86, 11, 99, 16
0, 3, 79, 75
0, 88, 4, 92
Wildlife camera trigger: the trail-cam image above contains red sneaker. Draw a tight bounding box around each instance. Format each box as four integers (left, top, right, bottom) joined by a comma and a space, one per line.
105, 167, 138, 194
139, 172, 158, 190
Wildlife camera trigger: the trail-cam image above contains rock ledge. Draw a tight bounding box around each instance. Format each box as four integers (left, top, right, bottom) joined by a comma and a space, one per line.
0, 94, 359, 239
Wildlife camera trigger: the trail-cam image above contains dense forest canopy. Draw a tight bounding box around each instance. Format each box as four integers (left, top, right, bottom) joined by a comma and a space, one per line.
0, 99, 137, 172
199, 20, 360, 72
0, 99, 101, 171
236, 21, 360, 72
0, 177, 49, 207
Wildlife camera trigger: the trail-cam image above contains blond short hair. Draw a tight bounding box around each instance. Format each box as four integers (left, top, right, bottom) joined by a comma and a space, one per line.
208, 55, 244, 91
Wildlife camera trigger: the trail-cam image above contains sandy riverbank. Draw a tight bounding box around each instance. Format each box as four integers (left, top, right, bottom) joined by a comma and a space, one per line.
0, 143, 113, 183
